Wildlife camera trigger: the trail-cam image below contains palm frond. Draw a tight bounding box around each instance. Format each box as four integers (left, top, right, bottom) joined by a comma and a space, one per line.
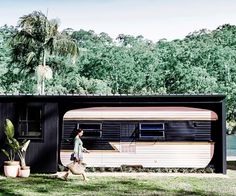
48, 18, 60, 36
52, 34, 79, 63
18, 11, 47, 30
26, 52, 36, 65
14, 30, 34, 40
17, 11, 49, 43
44, 37, 54, 54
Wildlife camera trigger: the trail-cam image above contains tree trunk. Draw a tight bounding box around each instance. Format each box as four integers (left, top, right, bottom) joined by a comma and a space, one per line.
41, 50, 46, 95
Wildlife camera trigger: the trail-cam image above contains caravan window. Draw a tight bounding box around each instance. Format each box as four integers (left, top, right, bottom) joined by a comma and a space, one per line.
77, 123, 102, 138
140, 123, 164, 130
139, 123, 165, 139
78, 123, 102, 130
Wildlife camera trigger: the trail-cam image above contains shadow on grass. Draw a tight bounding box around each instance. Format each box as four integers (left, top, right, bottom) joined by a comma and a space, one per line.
0, 174, 230, 195
174, 189, 219, 196
0, 188, 23, 196
77, 183, 109, 191
79, 178, 219, 196
0, 175, 67, 195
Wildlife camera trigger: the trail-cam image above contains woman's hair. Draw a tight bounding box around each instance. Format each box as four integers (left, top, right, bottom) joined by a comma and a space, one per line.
77, 128, 83, 133
69, 128, 84, 142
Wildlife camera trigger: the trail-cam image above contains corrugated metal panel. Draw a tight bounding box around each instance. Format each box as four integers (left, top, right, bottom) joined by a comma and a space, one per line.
102, 122, 120, 140
165, 121, 211, 141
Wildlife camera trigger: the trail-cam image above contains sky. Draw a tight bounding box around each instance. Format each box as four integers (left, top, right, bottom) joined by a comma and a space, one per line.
0, 0, 236, 41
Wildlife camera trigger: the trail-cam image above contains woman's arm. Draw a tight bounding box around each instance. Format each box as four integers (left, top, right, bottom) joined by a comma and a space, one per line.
82, 147, 90, 153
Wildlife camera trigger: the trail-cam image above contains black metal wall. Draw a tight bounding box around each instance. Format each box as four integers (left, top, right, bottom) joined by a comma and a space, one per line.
25, 103, 59, 173
0, 100, 58, 173
0, 94, 226, 174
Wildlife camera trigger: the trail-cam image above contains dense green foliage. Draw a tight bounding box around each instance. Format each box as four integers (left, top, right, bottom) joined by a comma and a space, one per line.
0, 12, 236, 121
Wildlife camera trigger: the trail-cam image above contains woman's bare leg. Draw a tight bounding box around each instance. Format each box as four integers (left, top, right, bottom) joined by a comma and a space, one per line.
62, 170, 70, 181
81, 172, 88, 181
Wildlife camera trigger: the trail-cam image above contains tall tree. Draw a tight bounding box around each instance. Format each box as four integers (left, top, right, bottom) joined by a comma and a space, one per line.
12, 11, 78, 94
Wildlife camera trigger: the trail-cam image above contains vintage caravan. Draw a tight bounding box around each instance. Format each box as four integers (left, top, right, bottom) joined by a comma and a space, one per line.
61, 106, 218, 168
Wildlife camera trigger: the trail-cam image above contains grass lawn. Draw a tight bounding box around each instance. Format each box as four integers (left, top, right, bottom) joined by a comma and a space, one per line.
0, 163, 236, 196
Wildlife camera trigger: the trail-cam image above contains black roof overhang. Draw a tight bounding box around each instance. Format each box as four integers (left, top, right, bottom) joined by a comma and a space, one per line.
0, 94, 226, 104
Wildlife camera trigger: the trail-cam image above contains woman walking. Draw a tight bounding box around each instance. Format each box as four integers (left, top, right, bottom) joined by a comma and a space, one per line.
63, 128, 90, 181
72, 128, 90, 164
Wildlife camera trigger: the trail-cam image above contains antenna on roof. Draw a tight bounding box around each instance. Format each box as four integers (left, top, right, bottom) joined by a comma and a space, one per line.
46, 8, 48, 18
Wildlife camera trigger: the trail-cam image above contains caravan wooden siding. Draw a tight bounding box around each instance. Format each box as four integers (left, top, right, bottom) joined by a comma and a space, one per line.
61, 106, 217, 168
61, 142, 214, 168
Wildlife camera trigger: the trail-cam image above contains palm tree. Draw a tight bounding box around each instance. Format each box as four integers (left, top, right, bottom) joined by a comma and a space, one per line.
12, 11, 78, 94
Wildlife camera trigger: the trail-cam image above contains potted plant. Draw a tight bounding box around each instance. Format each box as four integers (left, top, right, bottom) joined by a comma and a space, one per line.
1, 119, 31, 177
1, 119, 20, 177
17, 140, 31, 177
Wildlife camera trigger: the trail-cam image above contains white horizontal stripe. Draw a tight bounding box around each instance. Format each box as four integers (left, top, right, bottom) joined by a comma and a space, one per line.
64, 107, 218, 121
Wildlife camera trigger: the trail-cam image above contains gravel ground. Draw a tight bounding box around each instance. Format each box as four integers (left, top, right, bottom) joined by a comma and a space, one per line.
53, 171, 229, 179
